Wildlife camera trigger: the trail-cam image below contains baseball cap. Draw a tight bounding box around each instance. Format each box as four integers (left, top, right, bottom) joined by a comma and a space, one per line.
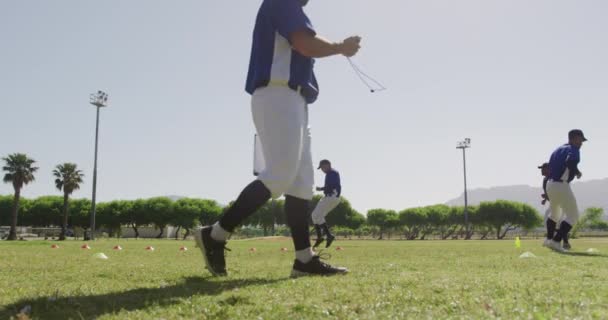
537, 162, 549, 169
317, 159, 331, 169
568, 129, 588, 141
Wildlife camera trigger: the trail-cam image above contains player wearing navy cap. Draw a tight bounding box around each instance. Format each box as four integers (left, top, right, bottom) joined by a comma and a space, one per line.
312, 159, 341, 248
195, 0, 361, 277
544, 129, 587, 252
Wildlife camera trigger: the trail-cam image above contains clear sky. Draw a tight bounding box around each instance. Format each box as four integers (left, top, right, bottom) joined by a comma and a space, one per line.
1, 0, 607, 213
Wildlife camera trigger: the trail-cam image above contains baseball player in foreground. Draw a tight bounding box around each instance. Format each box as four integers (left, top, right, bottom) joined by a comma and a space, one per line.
195, 0, 361, 277
544, 129, 587, 252
312, 159, 341, 248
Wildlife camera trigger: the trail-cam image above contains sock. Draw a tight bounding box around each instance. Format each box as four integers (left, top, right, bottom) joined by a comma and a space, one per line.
210, 222, 229, 242
546, 219, 557, 240
218, 180, 271, 232
553, 221, 572, 242
295, 247, 314, 263
284, 195, 311, 251
321, 223, 333, 238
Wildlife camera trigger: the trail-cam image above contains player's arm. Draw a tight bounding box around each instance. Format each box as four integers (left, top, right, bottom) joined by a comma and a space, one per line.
273, 0, 361, 59
566, 151, 582, 179
291, 32, 361, 58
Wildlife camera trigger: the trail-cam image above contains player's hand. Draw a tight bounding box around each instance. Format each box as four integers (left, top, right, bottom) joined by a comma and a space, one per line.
576, 172, 582, 179
339, 36, 361, 57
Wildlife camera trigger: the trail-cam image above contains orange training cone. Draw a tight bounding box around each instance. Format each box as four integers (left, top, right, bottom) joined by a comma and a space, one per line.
249, 247, 257, 252
51, 244, 59, 249
280, 247, 288, 252
336, 246, 343, 251
81, 244, 91, 250
145, 246, 155, 251
113, 245, 123, 251
179, 246, 188, 251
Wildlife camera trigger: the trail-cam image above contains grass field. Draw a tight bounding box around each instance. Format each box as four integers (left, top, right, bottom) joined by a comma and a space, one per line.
1, 238, 608, 320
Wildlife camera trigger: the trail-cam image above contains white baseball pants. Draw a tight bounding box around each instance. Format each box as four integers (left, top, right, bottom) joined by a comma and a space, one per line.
251, 86, 314, 200
546, 181, 579, 225
311, 195, 341, 225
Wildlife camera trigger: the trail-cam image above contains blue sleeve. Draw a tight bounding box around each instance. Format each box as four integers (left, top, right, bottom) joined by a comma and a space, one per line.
566, 148, 580, 173
271, 0, 316, 42
565, 147, 581, 182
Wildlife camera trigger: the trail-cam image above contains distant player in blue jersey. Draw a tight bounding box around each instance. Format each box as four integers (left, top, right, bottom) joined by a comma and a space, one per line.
312, 159, 341, 248
195, 0, 361, 277
544, 129, 587, 252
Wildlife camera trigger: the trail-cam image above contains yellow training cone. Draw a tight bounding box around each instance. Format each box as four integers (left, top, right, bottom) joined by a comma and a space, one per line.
515, 237, 521, 248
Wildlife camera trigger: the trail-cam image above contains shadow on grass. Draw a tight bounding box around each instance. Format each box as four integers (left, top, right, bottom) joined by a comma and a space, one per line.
0, 276, 287, 319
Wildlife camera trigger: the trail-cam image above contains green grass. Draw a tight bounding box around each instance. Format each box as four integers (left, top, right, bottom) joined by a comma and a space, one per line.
1, 238, 608, 319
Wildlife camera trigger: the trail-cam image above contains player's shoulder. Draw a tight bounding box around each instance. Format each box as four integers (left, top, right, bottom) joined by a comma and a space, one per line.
264, 0, 300, 8
562, 144, 580, 154
554, 144, 570, 153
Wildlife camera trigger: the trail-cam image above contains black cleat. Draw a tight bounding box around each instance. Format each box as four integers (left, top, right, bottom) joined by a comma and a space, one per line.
194, 226, 229, 276
290, 255, 348, 278
325, 234, 335, 248
313, 236, 325, 248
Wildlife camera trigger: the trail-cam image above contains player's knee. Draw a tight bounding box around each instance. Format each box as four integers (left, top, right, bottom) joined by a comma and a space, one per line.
311, 212, 324, 225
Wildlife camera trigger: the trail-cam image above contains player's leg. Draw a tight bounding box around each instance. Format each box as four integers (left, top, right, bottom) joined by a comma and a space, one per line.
283, 114, 314, 263
195, 178, 270, 275
545, 182, 565, 251
555, 186, 579, 250
285, 111, 347, 277
311, 199, 327, 248
195, 87, 305, 275
316, 196, 341, 248
562, 232, 571, 250
543, 207, 552, 240
543, 206, 559, 247
311, 195, 340, 247
559, 212, 571, 249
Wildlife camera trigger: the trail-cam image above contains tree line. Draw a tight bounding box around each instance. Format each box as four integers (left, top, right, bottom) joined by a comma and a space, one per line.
1, 192, 549, 240
4, 152, 604, 241
0, 195, 223, 239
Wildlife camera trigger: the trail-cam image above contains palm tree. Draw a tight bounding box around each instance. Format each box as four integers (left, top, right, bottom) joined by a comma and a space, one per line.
2, 153, 38, 240
53, 163, 84, 240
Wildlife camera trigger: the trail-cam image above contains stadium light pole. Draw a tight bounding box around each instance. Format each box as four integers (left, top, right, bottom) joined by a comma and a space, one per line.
456, 138, 471, 239
86, 90, 109, 241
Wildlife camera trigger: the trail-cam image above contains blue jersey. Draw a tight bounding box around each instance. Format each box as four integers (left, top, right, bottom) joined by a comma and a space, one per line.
548, 144, 581, 183
323, 169, 341, 197
245, 0, 319, 104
